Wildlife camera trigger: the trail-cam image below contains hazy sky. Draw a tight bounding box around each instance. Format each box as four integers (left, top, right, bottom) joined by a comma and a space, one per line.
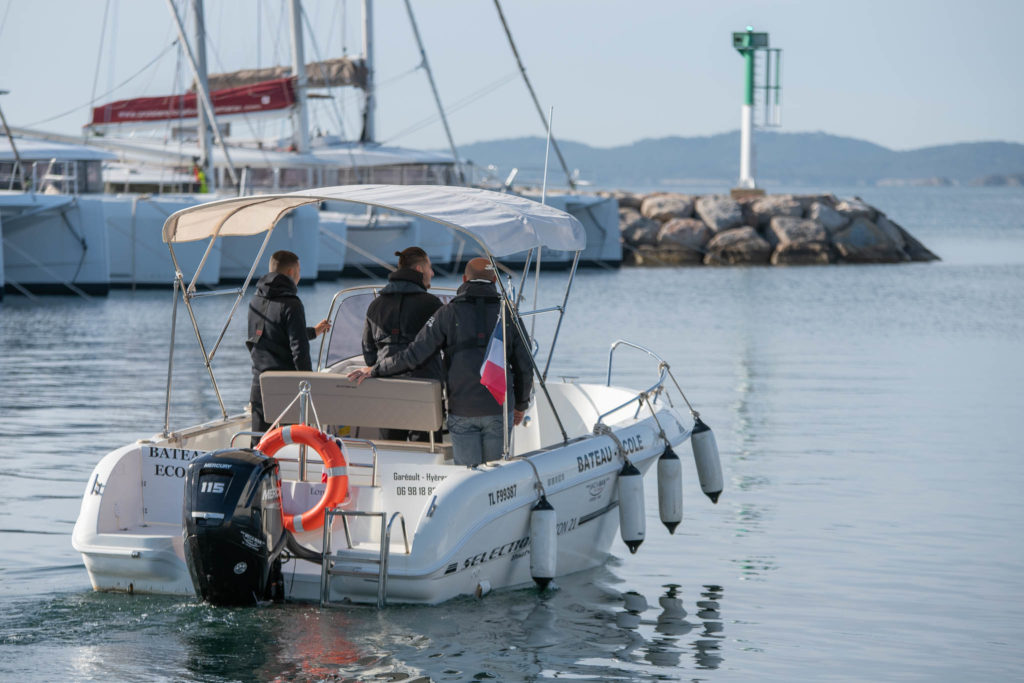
1, 0, 1021, 152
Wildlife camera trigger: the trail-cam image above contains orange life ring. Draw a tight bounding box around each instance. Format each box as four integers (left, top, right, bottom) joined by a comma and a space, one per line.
256, 424, 348, 534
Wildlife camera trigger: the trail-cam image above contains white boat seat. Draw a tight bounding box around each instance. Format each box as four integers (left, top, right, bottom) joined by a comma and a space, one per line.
260, 371, 443, 432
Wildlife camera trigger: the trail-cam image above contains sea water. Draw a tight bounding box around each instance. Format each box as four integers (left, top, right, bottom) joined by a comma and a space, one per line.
1, 186, 1022, 680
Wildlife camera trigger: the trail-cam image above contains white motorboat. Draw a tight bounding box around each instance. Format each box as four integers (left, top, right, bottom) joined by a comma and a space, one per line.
72, 184, 722, 606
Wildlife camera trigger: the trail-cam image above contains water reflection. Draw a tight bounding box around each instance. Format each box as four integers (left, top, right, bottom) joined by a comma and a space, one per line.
609, 582, 725, 673
170, 572, 731, 680
731, 555, 779, 581
694, 585, 725, 669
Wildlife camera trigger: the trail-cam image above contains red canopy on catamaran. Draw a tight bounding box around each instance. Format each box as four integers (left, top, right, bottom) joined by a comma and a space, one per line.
87, 77, 295, 129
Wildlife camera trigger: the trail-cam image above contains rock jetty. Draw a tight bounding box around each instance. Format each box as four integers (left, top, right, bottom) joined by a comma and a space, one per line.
604, 191, 940, 266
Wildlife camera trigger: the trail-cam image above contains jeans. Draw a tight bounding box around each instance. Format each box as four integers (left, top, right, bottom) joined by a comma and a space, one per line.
250, 380, 269, 447
447, 413, 509, 466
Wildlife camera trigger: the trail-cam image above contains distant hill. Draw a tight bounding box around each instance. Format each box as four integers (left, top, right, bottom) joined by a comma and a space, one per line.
454, 131, 1024, 188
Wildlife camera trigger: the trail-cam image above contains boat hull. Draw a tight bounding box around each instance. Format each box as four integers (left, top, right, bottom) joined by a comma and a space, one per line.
0, 193, 111, 295
218, 203, 320, 283
72, 384, 692, 605
101, 194, 221, 288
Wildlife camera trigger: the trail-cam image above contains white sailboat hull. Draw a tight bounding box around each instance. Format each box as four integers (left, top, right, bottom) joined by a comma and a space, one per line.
101, 194, 222, 288
218, 203, 320, 283
522, 193, 622, 267
0, 192, 111, 295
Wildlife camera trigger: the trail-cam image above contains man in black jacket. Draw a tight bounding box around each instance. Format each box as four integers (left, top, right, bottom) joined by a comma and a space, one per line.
349, 258, 533, 466
361, 246, 444, 440
247, 250, 330, 440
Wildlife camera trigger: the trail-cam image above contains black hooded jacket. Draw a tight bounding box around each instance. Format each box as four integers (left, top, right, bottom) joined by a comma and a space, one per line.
361, 268, 443, 380
372, 280, 533, 417
247, 272, 315, 378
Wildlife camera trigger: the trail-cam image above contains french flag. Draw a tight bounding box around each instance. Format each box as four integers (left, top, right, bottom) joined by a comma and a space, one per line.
479, 318, 506, 405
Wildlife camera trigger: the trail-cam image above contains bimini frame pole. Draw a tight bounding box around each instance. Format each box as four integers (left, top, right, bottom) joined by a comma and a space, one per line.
542, 249, 580, 381
163, 276, 181, 436
168, 241, 228, 419
164, 220, 277, 428
500, 295, 510, 456
206, 226, 276, 362
487, 253, 569, 446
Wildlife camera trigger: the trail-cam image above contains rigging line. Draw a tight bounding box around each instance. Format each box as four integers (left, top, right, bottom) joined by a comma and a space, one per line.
0, 1, 13, 43
388, 71, 518, 142
204, 38, 274, 167
382, 71, 518, 145
88, 0, 113, 136
165, 30, 185, 152
375, 63, 423, 91
271, 0, 287, 68
24, 42, 178, 128
493, 0, 577, 191
309, 62, 422, 136
106, 0, 120, 101
331, 0, 343, 57
300, 3, 349, 141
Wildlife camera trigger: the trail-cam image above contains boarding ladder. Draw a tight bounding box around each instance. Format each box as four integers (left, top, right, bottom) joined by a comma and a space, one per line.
320, 508, 411, 608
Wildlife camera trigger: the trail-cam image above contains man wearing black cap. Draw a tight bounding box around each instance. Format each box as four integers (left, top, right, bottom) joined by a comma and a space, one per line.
349, 257, 533, 465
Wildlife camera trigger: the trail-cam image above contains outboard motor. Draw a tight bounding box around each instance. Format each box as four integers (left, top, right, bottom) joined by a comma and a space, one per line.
183, 449, 286, 606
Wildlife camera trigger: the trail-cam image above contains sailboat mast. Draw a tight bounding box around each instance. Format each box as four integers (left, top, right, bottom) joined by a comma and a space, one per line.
165, 0, 238, 187
360, 0, 376, 143
191, 0, 215, 192
289, 0, 312, 153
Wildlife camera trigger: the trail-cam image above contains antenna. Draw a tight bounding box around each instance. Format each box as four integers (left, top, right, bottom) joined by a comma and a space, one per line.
532, 105, 554, 338
541, 106, 554, 205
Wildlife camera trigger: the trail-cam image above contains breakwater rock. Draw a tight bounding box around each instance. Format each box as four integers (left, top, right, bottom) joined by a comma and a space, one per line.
603, 191, 940, 266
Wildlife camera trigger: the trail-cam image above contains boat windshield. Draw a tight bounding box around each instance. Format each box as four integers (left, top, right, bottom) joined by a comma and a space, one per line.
321, 287, 456, 369
324, 291, 376, 368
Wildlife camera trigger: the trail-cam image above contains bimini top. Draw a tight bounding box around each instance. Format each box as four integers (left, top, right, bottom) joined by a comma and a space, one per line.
161, 184, 586, 256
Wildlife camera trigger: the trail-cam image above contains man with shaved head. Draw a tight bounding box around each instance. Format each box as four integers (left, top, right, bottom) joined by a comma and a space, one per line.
349, 257, 533, 466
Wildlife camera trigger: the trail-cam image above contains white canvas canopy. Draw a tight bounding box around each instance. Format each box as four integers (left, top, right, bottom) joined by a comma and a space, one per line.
161, 184, 587, 256
0, 136, 116, 162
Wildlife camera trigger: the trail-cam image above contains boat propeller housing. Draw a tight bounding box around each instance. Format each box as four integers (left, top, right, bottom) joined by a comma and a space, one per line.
183, 449, 287, 606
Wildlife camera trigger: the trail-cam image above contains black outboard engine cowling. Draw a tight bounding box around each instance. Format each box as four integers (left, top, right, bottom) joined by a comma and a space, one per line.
183, 449, 286, 606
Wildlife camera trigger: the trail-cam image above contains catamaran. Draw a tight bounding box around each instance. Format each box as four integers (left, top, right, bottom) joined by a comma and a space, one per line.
72, 184, 722, 606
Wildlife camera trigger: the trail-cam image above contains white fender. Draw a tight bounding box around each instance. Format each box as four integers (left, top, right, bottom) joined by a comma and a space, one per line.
691, 417, 723, 503
530, 496, 556, 589
657, 446, 683, 533
617, 461, 645, 553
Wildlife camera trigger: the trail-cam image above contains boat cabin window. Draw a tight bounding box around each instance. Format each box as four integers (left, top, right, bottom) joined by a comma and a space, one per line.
241, 167, 274, 189
281, 167, 312, 189
0, 161, 25, 190
79, 160, 103, 193
1, 159, 102, 194
330, 163, 456, 186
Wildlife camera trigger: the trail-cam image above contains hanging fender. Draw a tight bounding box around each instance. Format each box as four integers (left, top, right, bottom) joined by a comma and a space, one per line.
256, 425, 348, 533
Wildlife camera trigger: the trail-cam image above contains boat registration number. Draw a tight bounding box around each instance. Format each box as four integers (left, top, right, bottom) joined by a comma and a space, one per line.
487, 483, 517, 506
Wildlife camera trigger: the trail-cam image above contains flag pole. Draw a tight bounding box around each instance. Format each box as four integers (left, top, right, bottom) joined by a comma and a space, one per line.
501, 291, 510, 458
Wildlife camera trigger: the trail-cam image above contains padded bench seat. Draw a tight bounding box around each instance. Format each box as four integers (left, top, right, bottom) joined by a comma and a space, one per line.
260, 371, 444, 434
